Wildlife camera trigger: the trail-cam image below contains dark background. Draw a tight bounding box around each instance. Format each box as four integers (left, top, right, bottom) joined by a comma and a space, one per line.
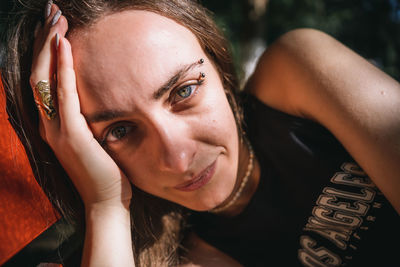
1, 0, 399, 83
201, 0, 400, 84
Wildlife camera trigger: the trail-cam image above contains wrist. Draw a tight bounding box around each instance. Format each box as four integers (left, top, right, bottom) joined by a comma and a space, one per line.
82, 196, 134, 266
85, 199, 131, 219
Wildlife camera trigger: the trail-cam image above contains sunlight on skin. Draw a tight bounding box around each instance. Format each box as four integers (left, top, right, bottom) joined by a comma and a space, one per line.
69, 10, 251, 211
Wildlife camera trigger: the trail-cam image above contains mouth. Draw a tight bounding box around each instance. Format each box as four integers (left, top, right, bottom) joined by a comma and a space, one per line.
174, 159, 217, 192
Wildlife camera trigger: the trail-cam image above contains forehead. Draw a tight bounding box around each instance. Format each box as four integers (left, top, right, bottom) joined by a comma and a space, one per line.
69, 10, 205, 113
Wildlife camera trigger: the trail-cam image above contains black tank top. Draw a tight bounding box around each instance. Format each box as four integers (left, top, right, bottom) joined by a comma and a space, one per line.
190, 93, 400, 267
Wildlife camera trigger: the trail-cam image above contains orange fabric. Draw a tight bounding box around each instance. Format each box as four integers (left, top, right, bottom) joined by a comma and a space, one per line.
0, 79, 59, 265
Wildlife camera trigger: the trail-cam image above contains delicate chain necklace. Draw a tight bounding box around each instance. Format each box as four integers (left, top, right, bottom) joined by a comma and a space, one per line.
210, 138, 254, 213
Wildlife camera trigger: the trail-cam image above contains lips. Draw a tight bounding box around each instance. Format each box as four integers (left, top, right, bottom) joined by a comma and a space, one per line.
174, 159, 217, 192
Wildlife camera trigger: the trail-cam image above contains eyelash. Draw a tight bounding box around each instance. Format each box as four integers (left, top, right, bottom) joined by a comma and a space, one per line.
100, 123, 135, 147
170, 74, 205, 104
100, 75, 205, 146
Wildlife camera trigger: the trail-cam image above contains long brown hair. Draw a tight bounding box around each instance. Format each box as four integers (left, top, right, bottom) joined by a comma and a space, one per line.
2, 0, 242, 265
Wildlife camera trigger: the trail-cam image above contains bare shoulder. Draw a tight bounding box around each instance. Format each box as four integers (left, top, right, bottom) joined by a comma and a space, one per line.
179, 233, 243, 267
246, 28, 398, 117
246, 28, 400, 214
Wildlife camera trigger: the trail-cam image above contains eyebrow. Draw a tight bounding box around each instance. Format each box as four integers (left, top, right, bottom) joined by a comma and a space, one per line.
153, 61, 202, 100
86, 110, 131, 124
86, 60, 202, 124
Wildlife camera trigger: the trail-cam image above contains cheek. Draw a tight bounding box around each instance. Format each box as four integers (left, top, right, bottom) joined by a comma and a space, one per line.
200, 88, 238, 145
102, 86, 238, 195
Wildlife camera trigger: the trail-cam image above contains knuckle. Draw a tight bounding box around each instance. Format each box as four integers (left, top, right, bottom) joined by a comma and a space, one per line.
57, 86, 67, 98
29, 73, 48, 89
57, 85, 77, 102
56, 87, 70, 106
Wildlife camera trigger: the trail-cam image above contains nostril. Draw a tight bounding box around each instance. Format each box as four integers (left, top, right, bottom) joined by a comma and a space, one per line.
155, 135, 197, 175
159, 149, 191, 173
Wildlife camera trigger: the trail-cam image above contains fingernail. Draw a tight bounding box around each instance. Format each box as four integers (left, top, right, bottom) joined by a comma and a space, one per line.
51, 10, 62, 26
45, 0, 53, 19
56, 33, 59, 48
34, 21, 42, 38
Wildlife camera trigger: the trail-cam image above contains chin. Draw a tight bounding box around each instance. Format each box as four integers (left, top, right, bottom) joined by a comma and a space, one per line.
184, 182, 235, 212
183, 202, 218, 212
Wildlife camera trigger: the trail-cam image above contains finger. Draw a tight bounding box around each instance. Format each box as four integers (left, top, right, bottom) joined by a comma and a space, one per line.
45, 0, 53, 19
34, 67, 58, 144
32, 4, 60, 64
30, 4, 69, 143
31, 5, 68, 85
57, 36, 88, 133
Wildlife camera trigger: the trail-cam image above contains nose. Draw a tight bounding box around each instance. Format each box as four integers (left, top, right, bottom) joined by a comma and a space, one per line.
148, 114, 196, 174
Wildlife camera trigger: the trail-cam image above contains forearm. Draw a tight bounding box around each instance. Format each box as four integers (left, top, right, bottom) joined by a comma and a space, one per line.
249, 29, 400, 214
82, 203, 135, 267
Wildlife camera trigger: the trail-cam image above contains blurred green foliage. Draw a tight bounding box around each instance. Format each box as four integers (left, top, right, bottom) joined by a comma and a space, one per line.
202, 0, 400, 80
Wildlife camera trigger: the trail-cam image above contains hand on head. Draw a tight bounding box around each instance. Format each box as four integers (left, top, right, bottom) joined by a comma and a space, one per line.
29, 2, 132, 209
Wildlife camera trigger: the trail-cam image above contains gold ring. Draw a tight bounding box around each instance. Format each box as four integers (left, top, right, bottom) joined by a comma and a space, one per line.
34, 80, 56, 120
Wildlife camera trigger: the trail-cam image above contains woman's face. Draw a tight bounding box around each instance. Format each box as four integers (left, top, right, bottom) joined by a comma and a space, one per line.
69, 10, 239, 211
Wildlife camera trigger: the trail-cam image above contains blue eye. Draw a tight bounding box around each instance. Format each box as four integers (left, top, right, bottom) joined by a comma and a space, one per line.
170, 78, 205, 105
176, 85, 193, 99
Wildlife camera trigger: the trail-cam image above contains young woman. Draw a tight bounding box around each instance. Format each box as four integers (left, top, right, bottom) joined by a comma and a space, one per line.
3, 0, 400, 266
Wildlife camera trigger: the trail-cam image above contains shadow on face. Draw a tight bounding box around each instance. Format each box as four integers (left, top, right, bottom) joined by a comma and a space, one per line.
68, 10, 240, 211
